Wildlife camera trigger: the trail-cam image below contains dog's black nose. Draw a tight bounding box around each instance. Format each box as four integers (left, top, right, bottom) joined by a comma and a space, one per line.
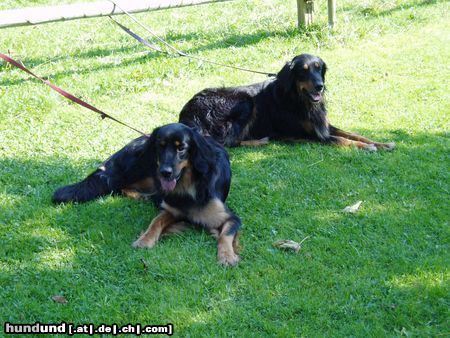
315, 84, 324, 92
160, 167, 173, 178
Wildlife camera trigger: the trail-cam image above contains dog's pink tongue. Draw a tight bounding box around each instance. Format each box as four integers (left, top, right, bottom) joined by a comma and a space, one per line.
160, 178, 177, 191
311, 93, 322, 101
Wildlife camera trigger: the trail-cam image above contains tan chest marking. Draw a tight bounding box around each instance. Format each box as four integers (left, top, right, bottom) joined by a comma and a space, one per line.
189, 198, 230, 229
162, 198, 230, 230
161, 201, 183, 218
159, 167, 196, 220
300, 120, 314, 134
173, 165, 196, 198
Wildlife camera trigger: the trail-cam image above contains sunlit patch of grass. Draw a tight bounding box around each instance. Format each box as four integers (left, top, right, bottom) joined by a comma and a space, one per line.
389, 271, 448, 289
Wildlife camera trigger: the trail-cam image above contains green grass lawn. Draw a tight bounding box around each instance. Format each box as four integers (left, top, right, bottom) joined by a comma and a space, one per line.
1, 0, 449, 336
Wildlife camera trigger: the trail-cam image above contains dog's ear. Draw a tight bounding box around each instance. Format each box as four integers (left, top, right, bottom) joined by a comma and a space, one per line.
277, 61, 295, 92
321, 60, 327, 80
142, 127, 160, 166
191, 128, 215, 175
145, 127, 159, 150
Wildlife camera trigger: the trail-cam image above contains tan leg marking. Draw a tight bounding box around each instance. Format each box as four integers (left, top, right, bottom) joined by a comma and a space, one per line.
330, 135, 377, 151
132, 211, 177, 248
240, 137, 270, 147
125, 177, 156, 192
209, 228, 220, 239
121, 189, 152, 200
186, 198, 240, 265
217, 220, 240, 266
122, 177, 157, 200
330, 127, 395, 151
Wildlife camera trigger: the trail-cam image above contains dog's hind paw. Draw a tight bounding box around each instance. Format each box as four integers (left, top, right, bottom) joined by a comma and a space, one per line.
378, 142, 396, 151
365, 144, 378, 152
132, 237, 156, 249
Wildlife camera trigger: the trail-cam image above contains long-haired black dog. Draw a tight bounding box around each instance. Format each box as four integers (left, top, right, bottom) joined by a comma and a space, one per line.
179, 54, 395, 151
53, 123, 240, 266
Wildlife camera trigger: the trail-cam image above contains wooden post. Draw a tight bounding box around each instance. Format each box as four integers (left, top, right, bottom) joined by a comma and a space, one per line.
328, 0, 336, 28
297, 0, 314, 28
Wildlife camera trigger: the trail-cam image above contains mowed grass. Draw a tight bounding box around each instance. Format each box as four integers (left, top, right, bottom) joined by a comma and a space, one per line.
1, 0, 449, 336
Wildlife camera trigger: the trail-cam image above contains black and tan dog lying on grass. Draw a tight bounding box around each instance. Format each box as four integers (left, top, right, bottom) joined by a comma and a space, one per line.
179, 54, 395, 151
53, 123, 240, 266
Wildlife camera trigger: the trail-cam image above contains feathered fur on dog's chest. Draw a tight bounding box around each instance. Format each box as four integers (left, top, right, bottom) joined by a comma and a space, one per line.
159, 168, 229, 230
161, 197, 230, 230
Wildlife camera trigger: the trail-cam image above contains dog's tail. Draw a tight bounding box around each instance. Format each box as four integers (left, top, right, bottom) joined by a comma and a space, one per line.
52, 169, 113, 204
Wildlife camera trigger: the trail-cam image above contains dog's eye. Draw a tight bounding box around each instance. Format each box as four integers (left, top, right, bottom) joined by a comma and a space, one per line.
177, 145, 186, 152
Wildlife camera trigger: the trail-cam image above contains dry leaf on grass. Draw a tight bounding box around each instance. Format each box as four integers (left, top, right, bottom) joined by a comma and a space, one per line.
273, 236, 310, 253
51, 295, 68, 304
343, 200, 362, 213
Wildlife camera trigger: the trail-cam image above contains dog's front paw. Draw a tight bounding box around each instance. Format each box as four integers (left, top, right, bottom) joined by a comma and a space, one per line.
259, 137, 270, 145
218, 251, 240, 266
132, 237, 156, 249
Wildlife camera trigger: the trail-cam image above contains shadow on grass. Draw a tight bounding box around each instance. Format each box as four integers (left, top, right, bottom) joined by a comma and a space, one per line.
0, 154, 205, 268
0, 49, 163, 87
166, 26, 301, 55
1, 25, 304, 87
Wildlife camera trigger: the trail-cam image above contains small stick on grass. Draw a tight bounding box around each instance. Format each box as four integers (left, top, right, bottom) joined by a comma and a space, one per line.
140, 257, 149, 271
